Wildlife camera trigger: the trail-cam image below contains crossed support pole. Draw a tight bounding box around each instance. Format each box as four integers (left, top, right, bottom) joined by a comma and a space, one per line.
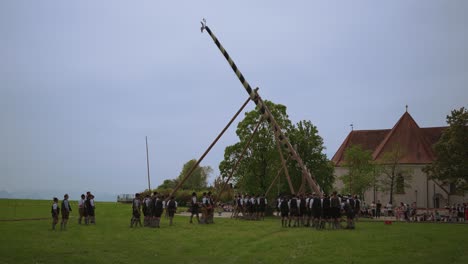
168, 96, 251, 199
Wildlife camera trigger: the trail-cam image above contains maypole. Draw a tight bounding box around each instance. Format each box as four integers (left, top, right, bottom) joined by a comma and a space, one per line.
201, 19, 322, 195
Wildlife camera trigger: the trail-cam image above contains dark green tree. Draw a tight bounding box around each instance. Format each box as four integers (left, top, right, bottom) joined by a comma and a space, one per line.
219, 101, 291, 196
424, 107, 468, 191
339, 144, 375, 197
288, 120, 335, 194
157, 179, 178, 189
177, 159, 212, 191
219, 101, 334, 197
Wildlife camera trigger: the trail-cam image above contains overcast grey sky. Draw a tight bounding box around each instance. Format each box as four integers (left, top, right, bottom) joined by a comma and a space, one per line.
1, 0, 467, 199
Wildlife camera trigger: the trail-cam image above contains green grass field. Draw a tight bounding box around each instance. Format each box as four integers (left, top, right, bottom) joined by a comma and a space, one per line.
0, 199, 467, 264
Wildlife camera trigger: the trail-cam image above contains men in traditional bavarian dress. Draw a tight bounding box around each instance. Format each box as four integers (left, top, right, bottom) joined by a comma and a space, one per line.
142, 194, 151, 226
78, 194, 85, 224
51, 197, 60, 230
257, 194, 267, 220
130, 193, 142, 228
330, 191, 341, 229
150, 192, 158, 227
154, 194, 164, 228
200, 192, 208, 224
305, 193, 312, 227
288, 195, 300, 227
344, 196, 355, 229
299, 194, 307, 226
190, 192, 200, 224
60, 194, 72, 230
85, 194, 95, 225
207, 192, 215, 224
167, 196, 178, 226
310, 193, 322, 229
321, 193, 331, 229
279, 196, 289, 227
249, 195, 257, 220
234, 194, 244, 219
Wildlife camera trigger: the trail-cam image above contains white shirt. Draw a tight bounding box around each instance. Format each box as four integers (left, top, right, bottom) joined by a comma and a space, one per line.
63, 199, 70, 211
79, 199, 85, 208
52, 203, 58, 210
192, 196, 197, 204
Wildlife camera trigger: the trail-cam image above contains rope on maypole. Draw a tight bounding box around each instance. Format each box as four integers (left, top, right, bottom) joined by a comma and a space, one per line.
201, 19, 323, 195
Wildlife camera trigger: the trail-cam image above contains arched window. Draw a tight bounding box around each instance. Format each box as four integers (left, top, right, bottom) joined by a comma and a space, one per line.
396, 173, 405, 194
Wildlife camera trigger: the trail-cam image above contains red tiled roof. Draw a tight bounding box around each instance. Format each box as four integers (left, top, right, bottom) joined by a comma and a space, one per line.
332, 112, 447, 166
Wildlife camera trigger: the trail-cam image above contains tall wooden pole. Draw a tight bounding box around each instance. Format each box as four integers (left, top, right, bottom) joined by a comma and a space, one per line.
146, 136, 151, 191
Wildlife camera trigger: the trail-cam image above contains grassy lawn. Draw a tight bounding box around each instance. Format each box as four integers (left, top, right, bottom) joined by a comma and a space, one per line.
0, 199, 467, 264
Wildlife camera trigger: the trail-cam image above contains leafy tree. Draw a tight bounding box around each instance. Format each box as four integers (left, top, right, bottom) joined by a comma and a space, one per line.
157, 179, 178, 189
177, 159, 212, 191
424, 107, 468, 191
219, 101, 334, 197
378, 144, 413, 204
288, 120, 335, 194
219, 101, 291, 196
339, 144, 375, 197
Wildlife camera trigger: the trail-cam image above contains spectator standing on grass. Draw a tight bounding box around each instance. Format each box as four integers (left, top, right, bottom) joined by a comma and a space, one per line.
464, 203, 468, 221
51, 197, 60, 230
354, 195, 361, 221
456, 204, 464, 222
60, 194, 72, 230
371, 201, 376, 218
376, 200, 382, 218
386, 202, 393, 217
78, 194, 85, 224
167, 196, 177, 226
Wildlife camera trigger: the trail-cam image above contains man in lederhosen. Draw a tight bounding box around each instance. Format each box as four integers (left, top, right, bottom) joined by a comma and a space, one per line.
321, 193, 331, 229
330, 191, 341, 229
310, 193, 322, 229
299, 194, 307, 226
279, 195, 289, 227
154, 194, 164, 228
60, 194, 72, 230
257, 194, 267, 220
51, 197, 60, 231
288, 195, 300, 227
142, 194, 151, 226
167, 196, 178, 226
190, 192, 200, 224
78, 194, 85, 224
150, 192, 158, 227
130, 193, 142, 228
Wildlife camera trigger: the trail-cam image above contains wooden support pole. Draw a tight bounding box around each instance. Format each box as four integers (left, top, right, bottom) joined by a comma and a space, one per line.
275, 137, 295, 195
168, 96, 251, 199
265, 155, 290, 197
215, 115, 264, 202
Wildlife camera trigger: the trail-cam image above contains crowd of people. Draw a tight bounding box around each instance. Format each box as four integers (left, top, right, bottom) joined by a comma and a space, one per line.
50, 191, 96, 231
52, 190, 467, 231
274, 191, 360, 230
130, 192, 178, 228
231, 194, 268, 220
